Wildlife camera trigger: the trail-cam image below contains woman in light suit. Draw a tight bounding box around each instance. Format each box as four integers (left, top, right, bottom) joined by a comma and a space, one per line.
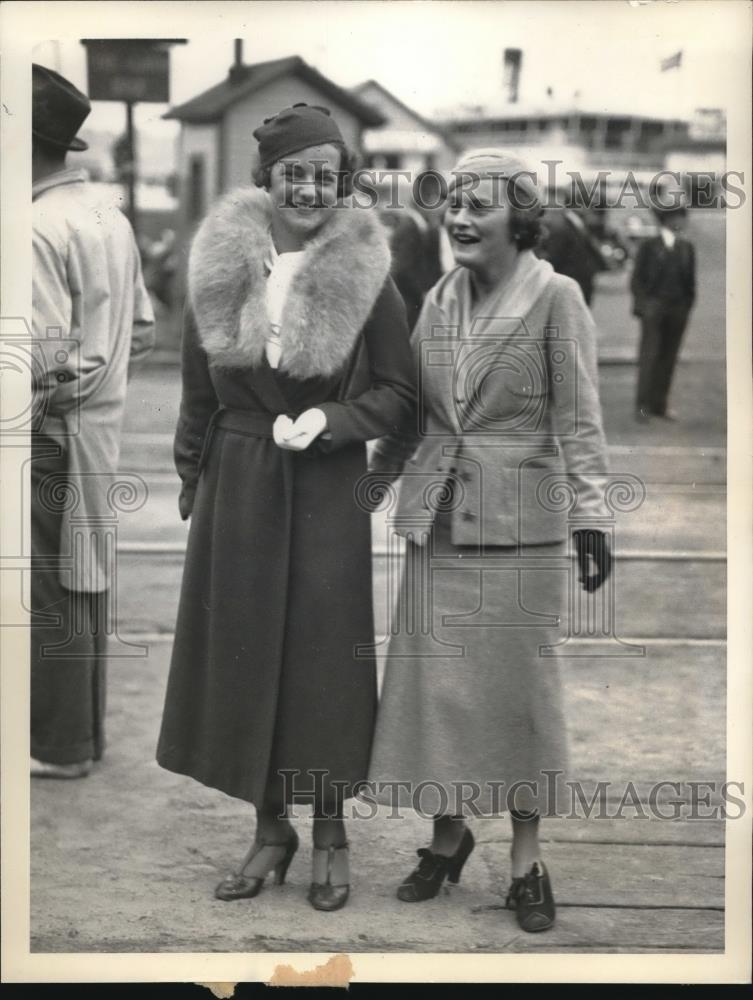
367, 150, 612, 932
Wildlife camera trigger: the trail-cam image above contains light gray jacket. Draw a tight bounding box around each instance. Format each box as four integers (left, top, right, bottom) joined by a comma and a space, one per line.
370, 251, 609, 545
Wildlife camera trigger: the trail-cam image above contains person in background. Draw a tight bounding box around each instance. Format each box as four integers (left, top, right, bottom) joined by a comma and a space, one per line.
378, 197, 427, 331
411, 169, 450, 286
375, 173, 441, 331
537, 188, 607, 306
143, 228, 178, 311
631, 203, 696, 423
31, 64, 155, 778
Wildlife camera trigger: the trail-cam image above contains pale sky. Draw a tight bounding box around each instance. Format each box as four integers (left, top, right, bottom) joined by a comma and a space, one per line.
30, 0, 741, 140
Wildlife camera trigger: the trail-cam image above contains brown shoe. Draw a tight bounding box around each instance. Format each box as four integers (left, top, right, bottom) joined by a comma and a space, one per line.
505, 861, 556, 932
30, 758, 92, 779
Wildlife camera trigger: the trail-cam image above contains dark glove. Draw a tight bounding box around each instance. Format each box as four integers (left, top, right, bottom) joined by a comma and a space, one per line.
573, 529, 613, 593
178, 483, 196, 522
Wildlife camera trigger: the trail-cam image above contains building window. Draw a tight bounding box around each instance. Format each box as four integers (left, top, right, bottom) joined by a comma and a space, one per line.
188, 154, 205, 222
579, 116, 597, 149
639, 120, 665, 152
365, 153, 403, 170
604, 117, 632, 149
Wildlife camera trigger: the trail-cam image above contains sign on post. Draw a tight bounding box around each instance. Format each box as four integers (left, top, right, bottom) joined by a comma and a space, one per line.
80, 39, 186, 231
84, 41, 171, 103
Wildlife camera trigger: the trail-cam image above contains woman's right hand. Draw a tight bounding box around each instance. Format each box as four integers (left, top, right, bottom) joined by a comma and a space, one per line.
273, 409, 328, 451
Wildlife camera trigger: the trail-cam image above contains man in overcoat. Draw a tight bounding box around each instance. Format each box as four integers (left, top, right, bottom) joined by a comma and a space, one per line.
31, 64, 155, 778
630, 203, 696, 422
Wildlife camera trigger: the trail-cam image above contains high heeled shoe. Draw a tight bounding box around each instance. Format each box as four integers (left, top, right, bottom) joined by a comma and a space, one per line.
214, 828, 299, 901
505, 860, 555, 932
396, 827, 475, 902
307, 844, 350, 911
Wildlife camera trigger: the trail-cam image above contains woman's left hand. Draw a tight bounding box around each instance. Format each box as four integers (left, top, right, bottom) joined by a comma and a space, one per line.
273, 408, 328, 451
572, 529, 613, 593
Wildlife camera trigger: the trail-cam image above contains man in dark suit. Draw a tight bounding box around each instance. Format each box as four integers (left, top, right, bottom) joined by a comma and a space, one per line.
537, 204, 606, 306
631, 205, 696, 422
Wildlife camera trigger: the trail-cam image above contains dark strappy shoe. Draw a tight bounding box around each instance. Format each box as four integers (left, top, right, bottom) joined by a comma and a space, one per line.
214, 828, 299, 901
307, 844, 350, 911
396, 827, 475, 902
505, 860, 556, 932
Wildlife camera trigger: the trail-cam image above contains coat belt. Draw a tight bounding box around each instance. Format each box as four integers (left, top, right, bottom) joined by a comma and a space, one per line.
195, 408, 277, 476
214, 408, 277, 438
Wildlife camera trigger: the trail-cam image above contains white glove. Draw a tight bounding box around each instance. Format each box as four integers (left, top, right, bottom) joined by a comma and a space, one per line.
273, 408, 328, 451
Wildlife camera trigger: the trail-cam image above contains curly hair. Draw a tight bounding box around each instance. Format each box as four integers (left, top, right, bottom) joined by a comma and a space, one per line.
252, 141, 357, 198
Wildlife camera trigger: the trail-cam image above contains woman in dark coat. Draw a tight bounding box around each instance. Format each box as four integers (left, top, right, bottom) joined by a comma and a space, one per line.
367, 150, 612, 932
156, 105, 415, 911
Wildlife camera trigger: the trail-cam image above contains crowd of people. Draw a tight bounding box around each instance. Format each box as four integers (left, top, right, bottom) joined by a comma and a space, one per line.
30, 62, 696, 936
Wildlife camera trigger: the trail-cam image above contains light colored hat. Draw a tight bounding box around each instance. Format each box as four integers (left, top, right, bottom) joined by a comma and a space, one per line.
449, 148, 541, 207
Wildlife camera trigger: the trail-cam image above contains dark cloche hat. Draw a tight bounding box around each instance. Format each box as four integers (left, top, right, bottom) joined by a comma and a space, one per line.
252, 102, 345, 169
32, 63, 91, 152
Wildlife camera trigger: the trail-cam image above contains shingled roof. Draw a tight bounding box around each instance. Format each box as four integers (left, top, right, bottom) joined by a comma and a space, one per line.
164, 55, 386, 126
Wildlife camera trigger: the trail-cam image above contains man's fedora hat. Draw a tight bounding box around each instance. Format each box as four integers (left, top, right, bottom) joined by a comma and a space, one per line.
32, 63, 91, 152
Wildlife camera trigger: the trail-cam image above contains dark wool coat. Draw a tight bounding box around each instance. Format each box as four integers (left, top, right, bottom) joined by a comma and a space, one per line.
156, 187, 415, 806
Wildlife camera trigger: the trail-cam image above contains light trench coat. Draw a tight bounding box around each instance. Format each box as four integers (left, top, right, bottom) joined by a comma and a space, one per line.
32, 169, 155, 591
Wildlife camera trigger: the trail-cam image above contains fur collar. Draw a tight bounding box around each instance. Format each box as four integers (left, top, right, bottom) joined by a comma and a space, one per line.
187, 186, 391, 376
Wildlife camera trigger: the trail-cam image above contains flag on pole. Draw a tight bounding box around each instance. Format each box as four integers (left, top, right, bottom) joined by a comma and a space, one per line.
660, 50, 683, 71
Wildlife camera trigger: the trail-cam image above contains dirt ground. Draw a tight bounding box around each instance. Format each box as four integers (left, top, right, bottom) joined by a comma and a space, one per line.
31, 642, 725, 953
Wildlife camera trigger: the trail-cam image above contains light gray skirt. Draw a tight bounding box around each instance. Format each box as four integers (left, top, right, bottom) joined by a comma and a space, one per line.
367, 513, 569, 816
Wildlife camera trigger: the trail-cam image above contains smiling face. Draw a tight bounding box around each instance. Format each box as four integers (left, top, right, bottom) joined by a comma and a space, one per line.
444, 178, 517, 277
267, 142, 342, 246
